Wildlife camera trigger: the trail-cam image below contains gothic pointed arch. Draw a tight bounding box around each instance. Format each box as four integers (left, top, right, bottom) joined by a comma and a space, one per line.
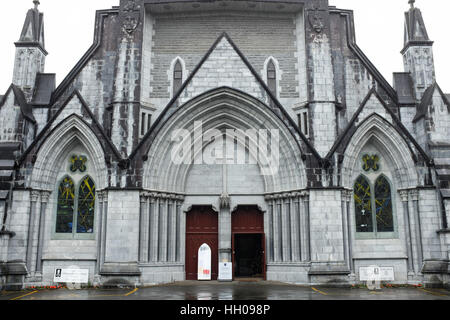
30, 114, 107, 190
142, 87, 306, 193
342, 113, 419, 189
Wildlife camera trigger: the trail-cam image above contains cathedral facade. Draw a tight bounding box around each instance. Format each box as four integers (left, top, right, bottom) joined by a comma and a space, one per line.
0, 0, 449, 289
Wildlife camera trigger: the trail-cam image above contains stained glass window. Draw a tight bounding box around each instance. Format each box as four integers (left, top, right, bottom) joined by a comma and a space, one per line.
77, 176, 96, 234
56, 176, 75, 233
374, 176, 394, 232
354, 175, 373, 233
354, 173, 395, 235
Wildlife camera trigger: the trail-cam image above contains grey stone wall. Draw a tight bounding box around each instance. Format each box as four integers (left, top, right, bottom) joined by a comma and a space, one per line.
309, 190, 344, 262
104, 190, 140, 263
6, 191, 30, 263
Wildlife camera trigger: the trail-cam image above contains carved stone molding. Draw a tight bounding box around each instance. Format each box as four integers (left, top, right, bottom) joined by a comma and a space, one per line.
399, 190, 409, 203
219, 193, 230, 210
31, 191, 40, 202
121, 0, 141, 35
342, 190, 353, 203
140, 191, 185, 202
264, 190, 309, 201
308, 7, 324, 34
40, 191, 51, 204
409, 190, 419, 202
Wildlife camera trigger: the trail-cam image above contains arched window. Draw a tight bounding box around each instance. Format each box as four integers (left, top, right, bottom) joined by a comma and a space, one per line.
354, 175, 373, 233
173, 60, 183, 97
353, 174, 395, 236
77, 176, 96, 234
374, 175, 394, 232
56, 176, 75, 233
267, 60, 277, 97
55, 174, 96, 237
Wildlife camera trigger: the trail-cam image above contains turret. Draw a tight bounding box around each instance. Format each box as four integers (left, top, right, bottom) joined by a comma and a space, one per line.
12, 0, 47, 101
401, 0, 435, 101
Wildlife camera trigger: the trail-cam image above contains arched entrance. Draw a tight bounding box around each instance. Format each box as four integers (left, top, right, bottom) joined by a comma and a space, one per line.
185, 206, 218, 280
232, 205, 266, 280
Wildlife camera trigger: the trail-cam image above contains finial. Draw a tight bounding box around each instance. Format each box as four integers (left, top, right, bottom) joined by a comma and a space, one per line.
33, 0, 40, 10
409, 0, 415, 9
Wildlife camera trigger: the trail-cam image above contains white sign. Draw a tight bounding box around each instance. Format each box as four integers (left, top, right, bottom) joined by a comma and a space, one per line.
198, 243, 212, 281
219, 262, 233, 281
54, 268, 89, 284
359, 266, 395, 281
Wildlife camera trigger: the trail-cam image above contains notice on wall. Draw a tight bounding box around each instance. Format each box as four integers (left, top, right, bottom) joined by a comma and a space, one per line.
359, 266, 395, 281
198, 243, 212, 281
219, 262, 233, 281
53, 268, 89, 284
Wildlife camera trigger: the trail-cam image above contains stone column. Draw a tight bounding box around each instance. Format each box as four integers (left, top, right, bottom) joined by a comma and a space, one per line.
344, 190, 354, 273
154, 195, 160, 262
275, 195, 283, 262
95, 191, 104, 274
283, 193, 291, 262
400, 191, 414, 274
302, 191, 311, 262
161, 195, 168, 262
175, 196, 184, 262
264, 195, 273, 263
340, 190, 351, 271
410, 190, 424, 272
289, 193, 300, 262
101, 191, 108, 266
26, 191, 40, 273
218, 194, 232, 264
139, 192, 147, 262
169, 197, 177, 262
294, 193, 302, 262
168, 197, 174, 262
148, 195, 155, 262
36, 191, 50, 273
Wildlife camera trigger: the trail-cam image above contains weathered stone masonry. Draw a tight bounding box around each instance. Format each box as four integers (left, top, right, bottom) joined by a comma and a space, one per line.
0, 0, 449, 289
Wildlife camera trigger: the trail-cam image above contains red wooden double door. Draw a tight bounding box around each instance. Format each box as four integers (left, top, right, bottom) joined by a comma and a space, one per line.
185, 205, 265, 281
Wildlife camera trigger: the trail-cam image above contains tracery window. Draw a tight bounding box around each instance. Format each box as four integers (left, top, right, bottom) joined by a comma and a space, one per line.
55, 159, 96, 237
353, 171, 395, 236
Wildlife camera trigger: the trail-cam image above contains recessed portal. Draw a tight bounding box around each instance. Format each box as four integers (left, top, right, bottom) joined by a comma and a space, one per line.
232, 205, 266, 280
234, 233, 264, 278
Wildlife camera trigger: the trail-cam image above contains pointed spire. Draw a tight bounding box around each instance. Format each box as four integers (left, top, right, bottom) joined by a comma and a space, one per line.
403, 0, 431, 47
17, 0, 45, 49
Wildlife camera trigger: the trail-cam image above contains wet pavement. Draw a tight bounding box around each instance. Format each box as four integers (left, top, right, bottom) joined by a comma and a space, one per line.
2, 281, 450, 300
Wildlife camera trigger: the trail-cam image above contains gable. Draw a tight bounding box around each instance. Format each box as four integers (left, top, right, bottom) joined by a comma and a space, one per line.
178, 37, 264, 105
357, 93, 393, 125
326, 87, 430, 166
50, 94, 92, 131
17, 90, 123, 167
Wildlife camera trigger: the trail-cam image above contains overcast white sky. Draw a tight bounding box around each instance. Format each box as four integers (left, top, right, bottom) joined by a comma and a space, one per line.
1, 0, 449, 94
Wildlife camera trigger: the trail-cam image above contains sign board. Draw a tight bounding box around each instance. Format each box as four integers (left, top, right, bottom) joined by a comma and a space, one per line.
219, 262, 233, 281
54, 268, 89, 283
198, 243, 212, 281
359, 266, 395, 281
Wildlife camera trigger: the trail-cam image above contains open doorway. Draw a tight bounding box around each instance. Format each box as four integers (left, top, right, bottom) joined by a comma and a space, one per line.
234, 233, 264, 279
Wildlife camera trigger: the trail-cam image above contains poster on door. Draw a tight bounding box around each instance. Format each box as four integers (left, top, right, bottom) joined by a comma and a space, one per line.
198, 243, 212, 281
